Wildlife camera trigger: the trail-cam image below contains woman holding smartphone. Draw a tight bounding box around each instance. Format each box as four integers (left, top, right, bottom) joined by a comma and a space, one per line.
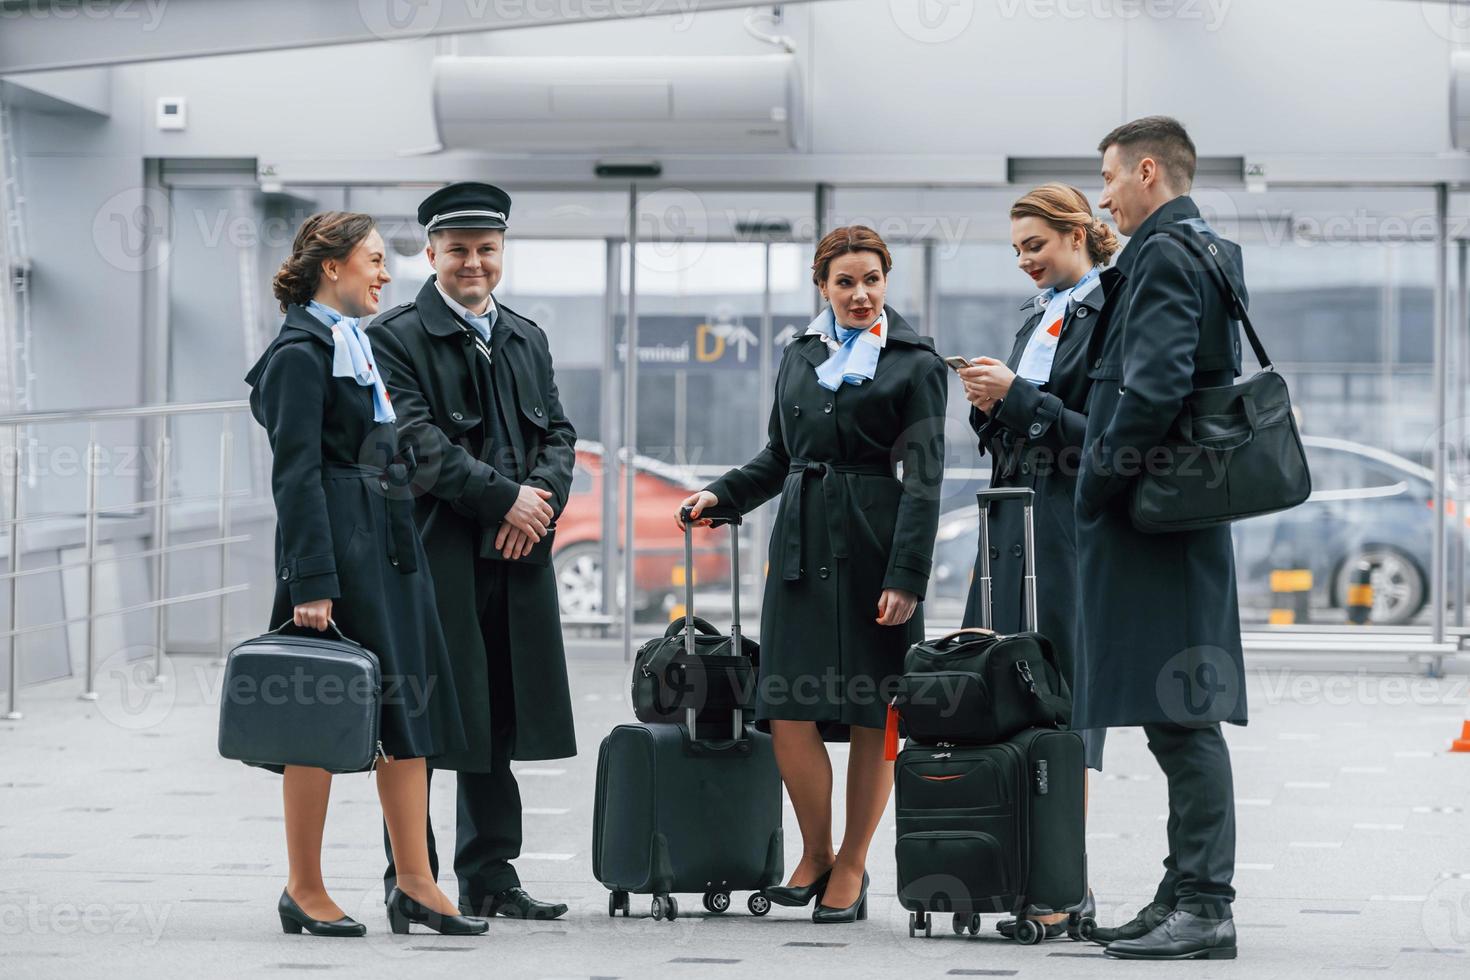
245, 211, 485, 938
679, 226, 947, 923
957, 183, 1118, 940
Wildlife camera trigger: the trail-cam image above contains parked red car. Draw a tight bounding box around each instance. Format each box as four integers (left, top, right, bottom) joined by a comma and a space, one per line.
553, 443, 731, 622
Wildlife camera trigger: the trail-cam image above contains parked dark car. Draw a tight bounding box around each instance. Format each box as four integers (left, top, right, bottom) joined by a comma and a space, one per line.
926, 436, 1470, 627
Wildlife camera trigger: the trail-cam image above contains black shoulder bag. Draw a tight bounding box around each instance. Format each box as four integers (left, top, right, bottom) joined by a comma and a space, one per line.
1129, 227, 1313, 533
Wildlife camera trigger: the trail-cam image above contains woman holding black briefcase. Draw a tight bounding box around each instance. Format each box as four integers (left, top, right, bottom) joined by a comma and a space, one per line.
240, 211, 482, 938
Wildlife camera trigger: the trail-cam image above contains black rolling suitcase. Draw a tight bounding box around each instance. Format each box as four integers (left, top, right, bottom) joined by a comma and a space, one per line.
893, 488, 1092, 943
592, 506, 783, 921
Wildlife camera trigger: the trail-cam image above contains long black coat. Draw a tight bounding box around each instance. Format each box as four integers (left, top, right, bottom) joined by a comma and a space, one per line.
244, 304, 465, 765
962, 274, 1110, 691
367, 277, 578, 770
705, 307, 948, 738
1074, 196, 1250, 731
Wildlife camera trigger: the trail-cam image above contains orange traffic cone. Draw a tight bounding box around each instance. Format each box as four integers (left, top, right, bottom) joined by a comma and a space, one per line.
1452, 721, 1470, 753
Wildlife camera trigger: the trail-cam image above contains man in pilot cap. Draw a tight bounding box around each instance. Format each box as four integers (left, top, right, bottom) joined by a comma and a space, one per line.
369, 181, 577, 920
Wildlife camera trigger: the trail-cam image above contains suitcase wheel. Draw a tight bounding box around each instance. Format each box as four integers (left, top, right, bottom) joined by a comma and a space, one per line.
702, 891, 731, 914
1068, 915, 1097, 942
1014, 918, 1044, 945
952, 912, 981, 936
909, 911, 931, 938
651, 894, 678, 921
608, 891, 629, 918
747, 893, 771, 917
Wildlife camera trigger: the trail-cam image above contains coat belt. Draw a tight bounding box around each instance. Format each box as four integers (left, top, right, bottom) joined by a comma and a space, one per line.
780, 458, 894, 581
321, 461, 418, 570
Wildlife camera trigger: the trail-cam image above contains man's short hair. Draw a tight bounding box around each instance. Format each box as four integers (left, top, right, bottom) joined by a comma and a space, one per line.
1098, 116, 1197, 192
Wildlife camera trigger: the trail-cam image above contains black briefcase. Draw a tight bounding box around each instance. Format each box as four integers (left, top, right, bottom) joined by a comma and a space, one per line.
1129, 226, 1312, 533
217, 621, 383, 773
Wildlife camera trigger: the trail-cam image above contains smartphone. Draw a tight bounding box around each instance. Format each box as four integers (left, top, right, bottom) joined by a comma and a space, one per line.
944, 356, 974, 372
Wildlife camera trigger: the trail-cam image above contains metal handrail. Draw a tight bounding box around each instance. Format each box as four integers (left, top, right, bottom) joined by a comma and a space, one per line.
3, 400, 254, 720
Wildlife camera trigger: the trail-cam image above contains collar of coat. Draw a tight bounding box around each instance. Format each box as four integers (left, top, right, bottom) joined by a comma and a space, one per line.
243, 303, 336, 388
1113, 194, 1201, 278
1015, 272, 1110, 319
791, 304, 932, 366
415, 275, 526, 341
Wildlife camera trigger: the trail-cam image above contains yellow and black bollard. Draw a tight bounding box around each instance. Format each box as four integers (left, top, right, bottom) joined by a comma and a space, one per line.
1346, 561, 1375, 625
1268, 568, 1312, 625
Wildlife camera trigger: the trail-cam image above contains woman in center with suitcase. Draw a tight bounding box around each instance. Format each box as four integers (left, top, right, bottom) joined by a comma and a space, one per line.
957, 182, 1119, 939
679, 225, 948, 923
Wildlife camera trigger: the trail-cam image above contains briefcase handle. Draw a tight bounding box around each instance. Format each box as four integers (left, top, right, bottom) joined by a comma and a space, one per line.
266, 617, 364, 648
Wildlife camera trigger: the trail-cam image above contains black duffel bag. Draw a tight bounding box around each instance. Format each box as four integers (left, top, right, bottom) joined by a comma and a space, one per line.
218, 620, 384, 773
1129, 225, 1312, 534
892, 627, 1071, 746
631, 505, 759, 725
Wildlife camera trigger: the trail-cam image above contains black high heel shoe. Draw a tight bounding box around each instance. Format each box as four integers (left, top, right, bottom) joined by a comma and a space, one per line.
766, 867, 833, 908
278, 890, 366, 938
385, 887, 489, 936
812, 871, 869, 924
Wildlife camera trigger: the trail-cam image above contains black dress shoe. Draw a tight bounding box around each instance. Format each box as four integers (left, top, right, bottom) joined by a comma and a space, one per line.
1104, 909, 1238, 960
812, 871, 868, 924
1089, 900, 1172, 945
278, 890, 366, 938
385, 887, 489, 936
766, 868, 833, 908
473, 887, 569, 921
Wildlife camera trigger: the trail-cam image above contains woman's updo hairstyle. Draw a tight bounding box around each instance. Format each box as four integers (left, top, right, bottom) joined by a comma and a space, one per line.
1009, 183, 1120, 267
271, 211, 378, 313
811, 225, 893, 286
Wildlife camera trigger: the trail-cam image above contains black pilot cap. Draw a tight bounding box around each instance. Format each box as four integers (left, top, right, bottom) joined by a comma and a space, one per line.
417, 181, 511, 233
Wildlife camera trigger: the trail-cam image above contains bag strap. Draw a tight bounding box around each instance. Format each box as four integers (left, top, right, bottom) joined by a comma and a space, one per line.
267, 617, 363, 648
1155, 225, 1272, 370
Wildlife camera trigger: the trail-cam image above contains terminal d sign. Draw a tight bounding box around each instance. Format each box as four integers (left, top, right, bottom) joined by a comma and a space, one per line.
615, 316, 807, 370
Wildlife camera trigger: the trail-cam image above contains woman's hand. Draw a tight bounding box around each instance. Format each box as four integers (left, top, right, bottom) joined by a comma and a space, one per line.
876, 588, 918, 627
293, 598, 333, 631
958, 357, 1015, 412
676, 490, 719, 531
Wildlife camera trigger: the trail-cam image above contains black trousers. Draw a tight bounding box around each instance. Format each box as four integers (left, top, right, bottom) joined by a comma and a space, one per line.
1143, 722, 1236, 919
383, 563, 523, 904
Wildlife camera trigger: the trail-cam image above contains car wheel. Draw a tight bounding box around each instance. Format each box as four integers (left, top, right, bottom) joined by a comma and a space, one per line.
1334, 546, 1425, 626
554, 542, 606, 618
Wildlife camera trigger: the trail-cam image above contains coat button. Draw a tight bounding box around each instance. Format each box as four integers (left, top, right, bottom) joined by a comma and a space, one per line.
390, 557, 399, 567
1093, 358, 1103, 369
823, 403, 833, 414
379, 480, 389, 491
280, 567, 291, 580
1028, 422, 1043, 437
818, 566, 830, 579
799, 566, 805, 575
450, 410, 464, 421
1077, 306, 1089, 319
793, 406, 801, 417
1021, 463, 1031, 475
1011, 544, 1023, 557
534, 406, 544, 418
988, 546, 999, 560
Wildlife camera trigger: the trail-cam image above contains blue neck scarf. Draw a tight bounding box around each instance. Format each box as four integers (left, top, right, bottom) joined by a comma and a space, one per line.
808, 306, 885, 392
306, 301, 396, 424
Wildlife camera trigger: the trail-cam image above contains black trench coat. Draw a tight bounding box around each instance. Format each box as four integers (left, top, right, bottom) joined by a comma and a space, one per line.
1074, 196, 1250, 732
705, 307, 948, 738
368, 277, 578, 770
962, 274, 1111, 691
244, 304, 466, 766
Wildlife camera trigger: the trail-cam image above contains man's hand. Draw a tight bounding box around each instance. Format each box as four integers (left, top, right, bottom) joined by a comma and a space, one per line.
494, 523, 537, 560
505, 484, 555, 539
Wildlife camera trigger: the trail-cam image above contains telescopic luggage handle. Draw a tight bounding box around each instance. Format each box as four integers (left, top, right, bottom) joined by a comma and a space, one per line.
679, 504, 745, 657
976, 487, 1038, 633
